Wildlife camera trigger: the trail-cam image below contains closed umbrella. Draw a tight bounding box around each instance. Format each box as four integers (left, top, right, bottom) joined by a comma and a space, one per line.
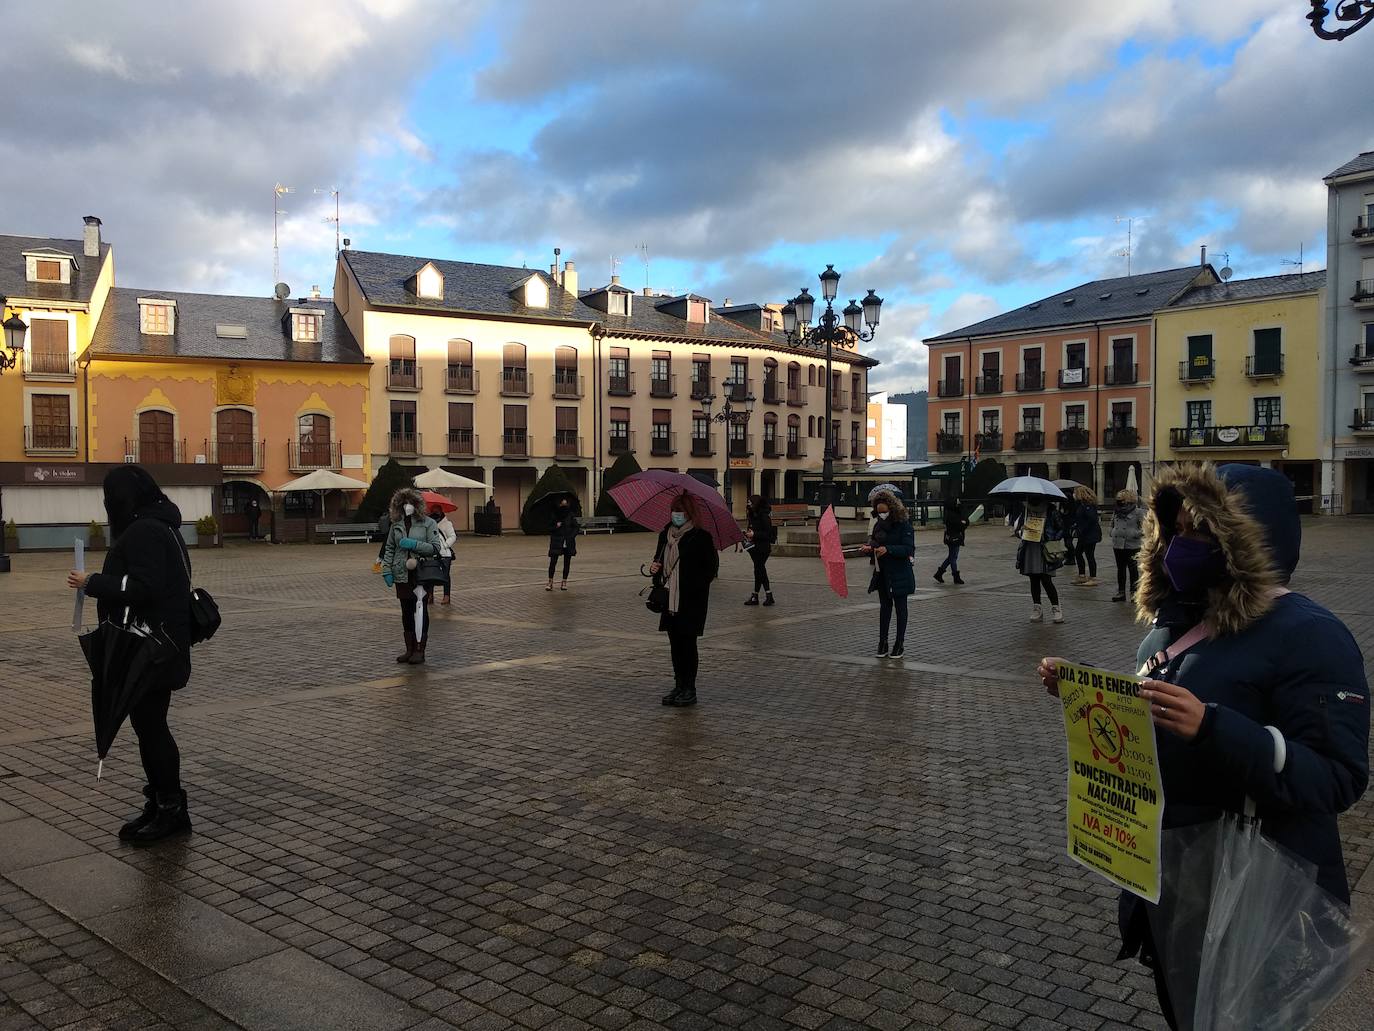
79, 609, 175, 777
818, 507, 849, 598
1126, 465, 1141, 497
989, 476, 1067, 500
608, 470, 745, 551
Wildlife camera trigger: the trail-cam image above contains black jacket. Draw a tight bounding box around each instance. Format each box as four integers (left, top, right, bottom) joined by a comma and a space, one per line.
84, 499, 192, 692
942, 509, 968, 547
747, 507, 774, 551
548, 511, 579, 557
654, 526, 718, 637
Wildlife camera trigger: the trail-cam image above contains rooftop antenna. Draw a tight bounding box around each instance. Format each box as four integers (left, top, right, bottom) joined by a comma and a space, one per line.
609, 254, 621, 282
1217, 252, 1233, 281
273, 183, 294, 286
315, 187, 341, 258
1114, 214, 1142, 276
1280, 243, 1305, 276
637, 243, 650, 289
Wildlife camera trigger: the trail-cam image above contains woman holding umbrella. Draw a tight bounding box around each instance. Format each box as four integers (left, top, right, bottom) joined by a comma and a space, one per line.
860, 490, 915, 659
1015, 497, 1065, 624
66, 466, 194, 844
649, 492, 719, 707
547, 496, 580, 591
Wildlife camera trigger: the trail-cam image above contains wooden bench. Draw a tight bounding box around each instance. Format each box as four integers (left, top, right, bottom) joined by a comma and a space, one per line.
770, 503, 810, 527
580, 516, 618, 534
316, 523, 377, 544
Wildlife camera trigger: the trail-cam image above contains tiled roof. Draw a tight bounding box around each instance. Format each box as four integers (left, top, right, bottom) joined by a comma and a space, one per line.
0, 234, 112, 307
925, 265, 1212, 343
1325, 151, 1374, 180
86, 287, 367, 365
1167, 270, 1326, 308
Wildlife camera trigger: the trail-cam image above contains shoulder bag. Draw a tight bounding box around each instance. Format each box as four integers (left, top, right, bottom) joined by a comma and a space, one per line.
167, 526, 221, 645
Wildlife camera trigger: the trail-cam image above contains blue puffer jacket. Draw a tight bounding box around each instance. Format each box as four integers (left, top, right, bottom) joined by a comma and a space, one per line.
1132, 464, 1369, 903
868, 514, 916, 596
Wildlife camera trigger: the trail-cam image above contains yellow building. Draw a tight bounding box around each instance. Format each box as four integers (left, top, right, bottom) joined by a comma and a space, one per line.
1152, 271, 1325, 507
0, 218, 113, 463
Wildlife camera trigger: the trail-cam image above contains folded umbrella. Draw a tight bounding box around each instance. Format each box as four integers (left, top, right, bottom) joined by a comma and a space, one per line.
608, 470, 744, 551
79, 609, 175, 777
818, 507, 849, 598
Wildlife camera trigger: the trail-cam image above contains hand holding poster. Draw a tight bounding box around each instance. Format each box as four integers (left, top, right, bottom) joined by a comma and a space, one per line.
1021, 514, 1046, 542
1057, 660, 1165, 903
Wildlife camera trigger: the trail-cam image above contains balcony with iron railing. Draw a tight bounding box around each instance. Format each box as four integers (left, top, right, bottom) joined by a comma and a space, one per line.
830, 387, 848, 410
935, 431, 964, 454
650, 373, 677, 399
690, 373, 713, 400
608, 430, 634, 456
287, 440, 339, 471
1016, 371, 1045, 392
1103, 426, 1140, 449
24, 424, 78, 454
446, 365, 478, 394
786, 439, 807, 459
650, 431, 677, 456
608, 371, 635, 396
501, 367, 532, 397
1013, 429, 1045, 452
23, 349, 76, 380
1353, 279, 1374, 306
690, 432, 716, 457
1103, 363, 1138, 386
851, 391, 865, 413
552, 371, 583, 399
388, 431, 421, 456
1351, 342, 1374, 366
850, 439, 863, 461
974, 373, 1002, 394
1245, 355, 1285, 379
447, 429, 476, 457
936, 378, 963, 398
1354, 214, 1374, 240
207, 439, 265, 471
1057, 367, 1090, 389
974, 431, 1002, 453
554, 432, 582, 459
1057, 427, 1090, 450
763, 379, 783, 404
387, 363, 421, 391
763, 437, 783, 459
728, 434, 753, 458
786, 386, 806, 406
1179, 358, 1216, 383
502, 429, 529, 458
728, 377, 753, 402
1169, 424, 1290, 449
1351, 409, 1374, 433
126, 438, 186, 464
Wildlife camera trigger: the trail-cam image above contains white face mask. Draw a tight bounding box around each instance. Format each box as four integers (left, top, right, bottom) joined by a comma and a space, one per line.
402, 504, 416, 517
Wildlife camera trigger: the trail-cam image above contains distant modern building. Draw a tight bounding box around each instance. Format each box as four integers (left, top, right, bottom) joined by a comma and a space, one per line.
865, 391, 907, 462
1322, 150, 1374, 514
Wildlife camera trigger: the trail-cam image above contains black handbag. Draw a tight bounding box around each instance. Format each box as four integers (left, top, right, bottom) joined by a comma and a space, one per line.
168, 526, 221, 645
415, 556, 447, 586
640, 557, 675, 613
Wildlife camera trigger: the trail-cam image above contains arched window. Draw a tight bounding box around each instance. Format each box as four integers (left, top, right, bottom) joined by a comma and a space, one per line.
388, 335, 416, 389
502, 343, 528, 395
808, 415, 815, 438
215, 407, 256, 469
555, 345, 579, 396
137, 410, 175, 464
787, 414, 801, 456
447, 339, 474, 392
763, 412, 778, 449
297, 413, 333, 469
808, 364, 816, 386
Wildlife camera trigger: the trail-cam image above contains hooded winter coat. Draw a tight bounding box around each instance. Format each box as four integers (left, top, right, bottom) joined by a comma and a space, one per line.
1119, 464, 1369, 964
84, 497, 192, 692
868, 512, 916, 596
381, 488, 442, 584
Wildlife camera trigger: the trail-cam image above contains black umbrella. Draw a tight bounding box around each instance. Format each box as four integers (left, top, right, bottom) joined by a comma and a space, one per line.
528, 489, 582, 517
79, 609, 174, 776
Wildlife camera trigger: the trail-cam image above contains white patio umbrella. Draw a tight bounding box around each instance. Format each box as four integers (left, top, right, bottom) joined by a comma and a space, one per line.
989, 476, 1067, 500
1126, 465, 1140, 497
276, 469, 370, 530
413, 467, 487, 490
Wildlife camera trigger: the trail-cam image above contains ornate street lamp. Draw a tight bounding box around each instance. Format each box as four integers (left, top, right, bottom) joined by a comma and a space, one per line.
1309, 0, 1374, 39
701, 384, 756, 511
782, 265, 883, 513
0, 301, 24, 573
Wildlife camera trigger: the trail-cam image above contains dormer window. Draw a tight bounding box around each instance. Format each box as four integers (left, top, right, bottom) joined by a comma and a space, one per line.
414, 261, 444, 301
138, 298, 176, 335
290, 309, 323, 343
36, 260, 61, 281
688, 300, 707, 323
523, 276, 549, 308
609, 291, 628, 316
24, 249, 76, 285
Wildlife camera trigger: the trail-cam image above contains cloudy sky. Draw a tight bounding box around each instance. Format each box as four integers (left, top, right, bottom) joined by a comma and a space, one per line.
5, 1, 1370, 390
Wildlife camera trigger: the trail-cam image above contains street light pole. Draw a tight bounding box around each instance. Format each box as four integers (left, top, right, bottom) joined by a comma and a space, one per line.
0, 300, 30, 574
782, 266, 883, 514
702, 384, 755, 513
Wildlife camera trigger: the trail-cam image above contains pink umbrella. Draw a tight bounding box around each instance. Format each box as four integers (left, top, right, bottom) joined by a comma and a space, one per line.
818, 507, 848, 598
608, 470, 745, 551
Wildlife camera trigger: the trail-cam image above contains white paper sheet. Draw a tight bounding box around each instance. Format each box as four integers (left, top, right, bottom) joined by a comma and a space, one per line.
73, 538, 86, 631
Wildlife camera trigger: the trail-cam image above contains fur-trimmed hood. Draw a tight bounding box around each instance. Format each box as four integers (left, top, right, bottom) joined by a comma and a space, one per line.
388, 487, 427, 522
1136, 463, 1299, 636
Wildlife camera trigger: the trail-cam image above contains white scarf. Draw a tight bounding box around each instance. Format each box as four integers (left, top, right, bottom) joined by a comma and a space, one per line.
663, 519, 694, 614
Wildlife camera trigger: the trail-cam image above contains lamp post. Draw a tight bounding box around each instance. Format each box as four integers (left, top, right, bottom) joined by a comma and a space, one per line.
701, 384, 755, 512
781, 265, 883, 513
1308, 1, 1374, 40
0, 300, 28, 573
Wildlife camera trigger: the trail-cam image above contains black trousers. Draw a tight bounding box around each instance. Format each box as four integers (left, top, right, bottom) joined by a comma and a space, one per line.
1029, 573, 1059, 605
129, 687, 180, 794
1076, 540, 1098, 576
876, 579, 908, 648
667, 620, 699, 691
750, 547, 771, 592
441, 556, 453, 597
936, 543, 961, 576
548, 553, 572, 580
1114, 548, 1140, 593
248, 515, 260, 539
396, 582, 432, 647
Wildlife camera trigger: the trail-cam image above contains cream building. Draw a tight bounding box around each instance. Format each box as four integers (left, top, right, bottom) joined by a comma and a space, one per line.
334, 250, 877, 523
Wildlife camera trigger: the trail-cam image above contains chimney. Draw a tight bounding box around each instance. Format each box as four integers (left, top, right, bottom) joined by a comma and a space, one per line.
83, 215, 102, 258
309, 284, 322, 299
723, 297, 732, 307
643, 287, 654, 296
1200, 245, 1207, 267
562, 260, 577, 296
610, 274, 621, 286
550, 262, 560, 285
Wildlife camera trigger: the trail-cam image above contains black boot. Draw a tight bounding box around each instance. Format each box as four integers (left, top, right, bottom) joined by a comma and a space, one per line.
953, 573, 965, 585
407, 644, 426, 665
933, 569, 945, 583
127, 790, 191, 845
762, 592, 775, 606
662, 682, 683, 705
396, 631, 415, 663
118, 785, 158, 842
667, 686, 697, 707
744, 593, 759, 606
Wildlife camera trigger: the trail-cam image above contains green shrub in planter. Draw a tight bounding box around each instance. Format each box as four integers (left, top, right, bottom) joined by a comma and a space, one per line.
195, 515, 219, 543
87, 520, 107, 548
4, 518, 16, 543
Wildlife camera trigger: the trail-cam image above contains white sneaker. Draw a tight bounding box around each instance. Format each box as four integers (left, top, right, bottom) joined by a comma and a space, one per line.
1030, 605, 1044, 623
1052, 605, 1065, 624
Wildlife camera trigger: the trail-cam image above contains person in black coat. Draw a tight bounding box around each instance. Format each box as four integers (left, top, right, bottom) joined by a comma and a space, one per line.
246, 496, 262, 540
546, 497, 579, 591
743, 494, 776, 607
66, 466, 193, 845
650, 492, 719, 707
933, 499, 968, 584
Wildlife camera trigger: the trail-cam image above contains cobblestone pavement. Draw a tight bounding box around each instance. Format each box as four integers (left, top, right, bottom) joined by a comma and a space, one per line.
2, 518, 1372, 1030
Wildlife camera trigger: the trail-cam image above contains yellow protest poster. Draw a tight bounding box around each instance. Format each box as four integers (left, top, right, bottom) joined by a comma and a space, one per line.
1056, 661, 1164, 903
1021, 514, 1045, 542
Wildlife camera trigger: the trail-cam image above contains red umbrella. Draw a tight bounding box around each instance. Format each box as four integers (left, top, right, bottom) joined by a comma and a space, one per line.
420, 490, 457, 513
818, 506, 849, 598
608, 470, 744, 551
